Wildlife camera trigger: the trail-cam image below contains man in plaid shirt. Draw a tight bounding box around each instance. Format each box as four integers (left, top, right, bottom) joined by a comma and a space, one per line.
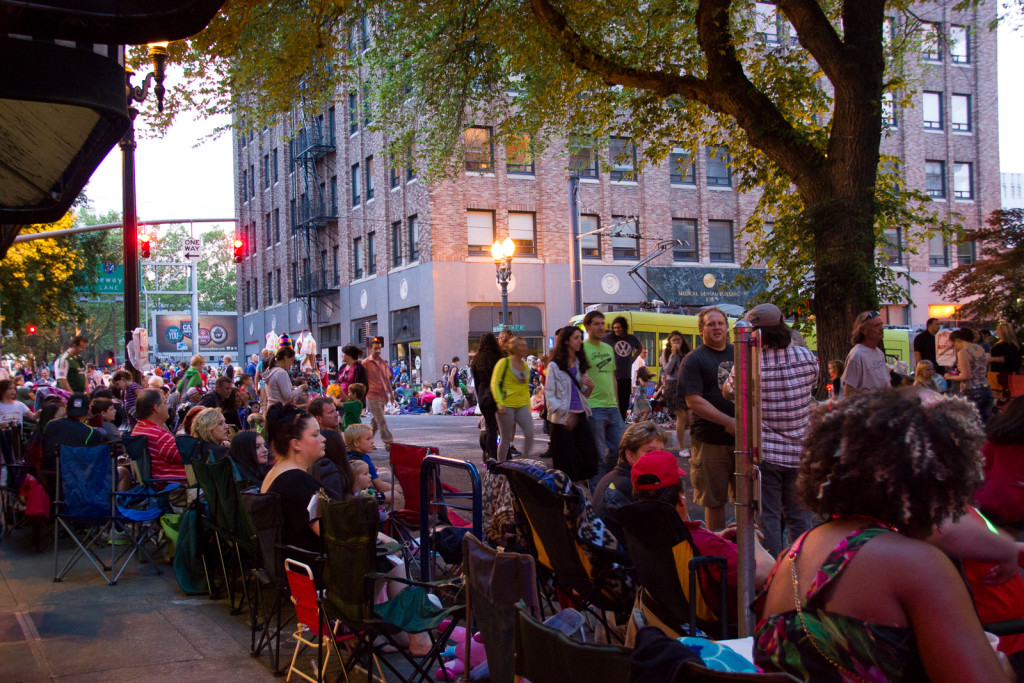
726, 303, 820, 557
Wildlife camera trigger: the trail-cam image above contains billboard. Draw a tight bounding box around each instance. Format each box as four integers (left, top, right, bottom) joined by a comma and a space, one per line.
154, 313, 238, 355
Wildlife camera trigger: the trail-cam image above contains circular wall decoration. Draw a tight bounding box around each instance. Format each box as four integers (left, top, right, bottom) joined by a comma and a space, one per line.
400, 278, 409, 300
703, 273, 717, 289
360, 289, 368, 310
296, 308, 304, 325
494, 274, 517, 294
248, 320, 254, 336
271, 315, 278, 331
601, 273, 620, 295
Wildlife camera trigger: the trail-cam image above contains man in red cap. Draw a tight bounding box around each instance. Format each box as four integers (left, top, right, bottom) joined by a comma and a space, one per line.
631, 450, 774, 623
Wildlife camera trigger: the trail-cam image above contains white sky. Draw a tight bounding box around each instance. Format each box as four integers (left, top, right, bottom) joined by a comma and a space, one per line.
83, 11, 1024, 222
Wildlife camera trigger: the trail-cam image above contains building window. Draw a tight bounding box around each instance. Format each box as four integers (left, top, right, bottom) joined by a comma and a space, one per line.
921, 22, 941, 61
367, 232, 376, 275
265, 212, 272, 244
292, 263, 298, 293
330, 176, 338, 215
245, 281, 251, 311
392, 221, 402, 267
241, 170, 247, 203
953, 162, 973, 199
708, 220, 735, 262
928, 234, 948, 267
609, 136, 636, 181
276, 269, 282, 302
351, 162, 361, 206
360, 15, 370, 50
570, 140, 598, 178
365, 156, 375, 200
249, 165, 255, 197
951, 94, 970, 132
253, 277, 258, 308
465, 126, 494, 172
407, 144, 417, 181
755, 2, 779, 44
409, 214, 419, 261
319, 250, 327, 289
669, 146, 696, 185
508, 212, 536, 256
390, 158, 400, 188
882, 227, 902, 266
706, 146, 732, 187
467, 210, 495, 255
348, 93, 358, 135
263, 154, 270, 188
266, 273, 273, 305
327, 106, 335, 144
950, 25, 969, 63
922, 91, 942, 129
272, 148, 279, 182
882, 92, 897, 128
363, 84, 371, 126
353, 237, 363, 279
579, 214, 601, 258
506, 134, 534, 175
611, 216, 639, 260
290, 198, 297, 229
274, 209, 280, 242
925, 160, 945, 198
332, 246, 340, 285
672, 218, 698, 261
957, 239, 976, 265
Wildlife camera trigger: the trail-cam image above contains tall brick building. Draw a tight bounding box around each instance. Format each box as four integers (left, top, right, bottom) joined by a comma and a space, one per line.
233, 1, 998, 379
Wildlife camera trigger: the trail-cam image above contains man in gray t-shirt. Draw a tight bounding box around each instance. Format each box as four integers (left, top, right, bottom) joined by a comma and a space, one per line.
841, 311, 891, 395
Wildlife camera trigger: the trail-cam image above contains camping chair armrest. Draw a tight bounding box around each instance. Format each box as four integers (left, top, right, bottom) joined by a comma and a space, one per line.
688, 554, 729, 641
369, 570, 463, 593
275, 543, 323, 563
983, 618, 1024, 637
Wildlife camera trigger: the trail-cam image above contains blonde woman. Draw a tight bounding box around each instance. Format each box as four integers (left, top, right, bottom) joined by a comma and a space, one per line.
190, 406, 231, 462
913, 360, 938, 392
491, 335, 533, 461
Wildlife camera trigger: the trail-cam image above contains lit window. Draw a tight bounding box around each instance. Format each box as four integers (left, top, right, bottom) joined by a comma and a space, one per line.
465, 126, 494, 172
506, 134, 535, 175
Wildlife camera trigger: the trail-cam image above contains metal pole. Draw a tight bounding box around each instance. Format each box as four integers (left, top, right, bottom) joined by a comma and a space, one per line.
190, 263, 200, 357
499, 268, 510, 332
732, 319, 761, 637
120, 98, 140, 352
568, 175, 583, 316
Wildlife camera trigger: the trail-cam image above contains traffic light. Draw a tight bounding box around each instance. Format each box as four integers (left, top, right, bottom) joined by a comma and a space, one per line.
26, 324, 37, 335
140, 232, 152, 259
105, 351, 115, 366
233, 237, 245, 263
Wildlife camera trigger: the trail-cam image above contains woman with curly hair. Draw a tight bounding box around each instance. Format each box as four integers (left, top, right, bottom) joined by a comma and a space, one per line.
754, 389, 1010, 682
945, 327, 994, 422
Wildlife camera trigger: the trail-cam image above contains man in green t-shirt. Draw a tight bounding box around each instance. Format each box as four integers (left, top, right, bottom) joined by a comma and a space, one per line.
580, 311, 627, 483
55, 335, 88, 393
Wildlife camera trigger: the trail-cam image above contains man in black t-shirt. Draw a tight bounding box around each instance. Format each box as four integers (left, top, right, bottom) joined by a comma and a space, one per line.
41, 393, 109, 494
678, 307, 735, 531
601, 316, 642, 420
913, 318, 944, 374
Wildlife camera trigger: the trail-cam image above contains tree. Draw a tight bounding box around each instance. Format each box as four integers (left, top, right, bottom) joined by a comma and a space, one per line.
142, 0, 984, 367
144, 224, 238, 311
934, 210, 1024, 325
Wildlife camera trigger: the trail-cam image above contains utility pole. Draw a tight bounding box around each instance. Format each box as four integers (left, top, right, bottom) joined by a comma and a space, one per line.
568, 174, 583, 317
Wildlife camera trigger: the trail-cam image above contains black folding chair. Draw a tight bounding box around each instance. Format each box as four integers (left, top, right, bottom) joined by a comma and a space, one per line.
512, 604, 632, 683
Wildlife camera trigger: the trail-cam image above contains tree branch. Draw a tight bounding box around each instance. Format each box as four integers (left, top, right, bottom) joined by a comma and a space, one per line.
776, 0, 846, 83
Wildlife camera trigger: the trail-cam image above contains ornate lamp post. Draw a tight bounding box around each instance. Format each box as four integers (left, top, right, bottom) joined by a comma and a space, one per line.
122, 42, 168, 363
491, 237, 516, 331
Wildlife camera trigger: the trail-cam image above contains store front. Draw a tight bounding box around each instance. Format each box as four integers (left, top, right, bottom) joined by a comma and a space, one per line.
390, 306, 421, 382
468, 304, 545, 358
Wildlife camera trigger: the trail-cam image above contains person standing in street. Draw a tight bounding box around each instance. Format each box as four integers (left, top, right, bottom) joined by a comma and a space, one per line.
841, 311, 891, 396
362, 336, 395, 451
602, 316, 642, 420
54, 335, 88, 393
913, 317, 945, 374
581, 311, 627, 485
679, 307, 735, 531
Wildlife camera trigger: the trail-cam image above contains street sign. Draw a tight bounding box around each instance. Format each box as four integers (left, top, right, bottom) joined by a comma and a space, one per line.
75, 263, 125, 293
493, 324, 525, 332
183, 238, 202, 260
176, 341, 189, 351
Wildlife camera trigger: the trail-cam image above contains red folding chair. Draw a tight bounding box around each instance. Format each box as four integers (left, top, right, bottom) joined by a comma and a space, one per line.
284, 559, 357, 683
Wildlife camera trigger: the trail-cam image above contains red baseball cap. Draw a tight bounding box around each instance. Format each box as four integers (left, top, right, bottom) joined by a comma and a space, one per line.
631, 450, 686, 491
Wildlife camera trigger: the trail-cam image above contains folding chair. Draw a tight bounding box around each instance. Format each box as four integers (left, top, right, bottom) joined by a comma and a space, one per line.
174, 434, 203, 487
320, 495, 463, 683
495, 460, 634, 641
119, 434, 181, 558
512, 604, 632, 683
53, 444, 162, 585
285, 558, 355, 683
611, 499, 731, 639
463, 532, 540, 683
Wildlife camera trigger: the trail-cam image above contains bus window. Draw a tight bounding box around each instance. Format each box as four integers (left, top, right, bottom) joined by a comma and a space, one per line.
635, 331, 657, 366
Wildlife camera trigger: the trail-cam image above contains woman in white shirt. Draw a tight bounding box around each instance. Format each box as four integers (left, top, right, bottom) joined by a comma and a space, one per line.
0, 379, 37, 427
261, 347, 307, 413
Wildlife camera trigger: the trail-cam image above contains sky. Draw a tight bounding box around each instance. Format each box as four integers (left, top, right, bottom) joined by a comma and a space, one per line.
83, 9, 1024, 223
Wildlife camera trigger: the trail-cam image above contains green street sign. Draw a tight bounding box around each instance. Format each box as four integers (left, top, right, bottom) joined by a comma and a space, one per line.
493, 324, 525, 332
76, 264, 126, 294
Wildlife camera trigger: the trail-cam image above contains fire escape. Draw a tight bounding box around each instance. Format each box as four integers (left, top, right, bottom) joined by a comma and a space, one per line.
291, 89, 338, 337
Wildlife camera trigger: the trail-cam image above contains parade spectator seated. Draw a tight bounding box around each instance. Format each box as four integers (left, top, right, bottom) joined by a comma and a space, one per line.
592, 422, 669, 544
189, 407, 231, 462
132, 389, 186, 481
754, 390, 1012, 682
974, 396, 1024, 526
0, 378, 38, 427
631, 450, 774, 624
42, 393, 109, 493
199, 375, 233, 411
341, 383, 365, 429
175, 387, 204, 428
449, 383, 466, 412
343, 423, 393, 503
226, 430, 269, 490
420, 384, 437, 410
430, 392, 447, 415
88, 397, 121, 441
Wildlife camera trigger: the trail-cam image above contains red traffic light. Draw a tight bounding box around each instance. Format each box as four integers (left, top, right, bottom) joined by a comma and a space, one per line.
140, 232, 152, 259
233, 237, 245, 263
27, 324, 37, 335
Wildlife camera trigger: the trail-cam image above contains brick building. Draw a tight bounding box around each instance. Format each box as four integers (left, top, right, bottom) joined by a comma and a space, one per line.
233, 1, 998, 380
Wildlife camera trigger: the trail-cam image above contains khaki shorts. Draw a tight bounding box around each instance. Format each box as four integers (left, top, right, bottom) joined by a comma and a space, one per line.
690, 438, 734, 508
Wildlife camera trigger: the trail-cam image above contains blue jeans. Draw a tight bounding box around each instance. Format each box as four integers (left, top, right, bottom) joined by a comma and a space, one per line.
759, 460, 817, 557
963, 387, 994, 424
588, 406, 626, 486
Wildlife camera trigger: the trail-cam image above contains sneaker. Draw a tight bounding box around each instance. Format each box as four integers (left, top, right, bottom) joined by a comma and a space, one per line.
107, 528, 131, 546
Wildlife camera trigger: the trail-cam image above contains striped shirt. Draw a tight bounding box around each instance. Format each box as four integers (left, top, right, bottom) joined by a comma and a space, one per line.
131, 418, 185, 480
756, 345, 820, 467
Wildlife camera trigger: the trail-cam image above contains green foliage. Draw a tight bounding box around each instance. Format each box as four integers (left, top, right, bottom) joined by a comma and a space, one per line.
145, 224, 238, 311
934, 210, 1024, 324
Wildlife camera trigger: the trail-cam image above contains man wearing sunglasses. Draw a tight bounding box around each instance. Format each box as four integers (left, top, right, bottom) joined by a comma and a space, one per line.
841, 311, 891, 396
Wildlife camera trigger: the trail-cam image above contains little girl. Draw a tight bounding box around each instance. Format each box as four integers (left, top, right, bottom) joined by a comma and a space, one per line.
632, 367, 652, 422
827, 360, 844, 399
351, 459, 374, 496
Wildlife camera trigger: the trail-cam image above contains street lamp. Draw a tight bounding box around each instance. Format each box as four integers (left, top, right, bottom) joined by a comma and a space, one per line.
491, 237, 515, 331
122, 42, 169, 369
